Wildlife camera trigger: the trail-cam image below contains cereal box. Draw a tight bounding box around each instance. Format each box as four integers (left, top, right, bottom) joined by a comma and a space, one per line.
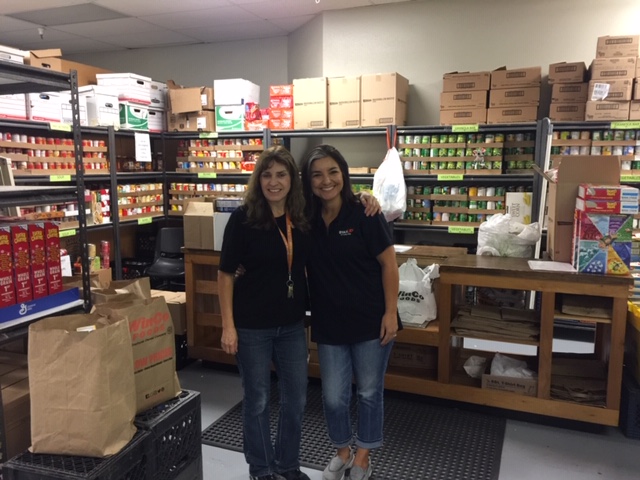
11, 224, 32, 302
29, 223, 48, 299
0, 226, 16, 308
44, 221, 63, 294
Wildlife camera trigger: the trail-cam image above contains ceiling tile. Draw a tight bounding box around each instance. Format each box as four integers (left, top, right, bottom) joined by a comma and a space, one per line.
0, 0, 89, 16
178, 20, 287, 43
0, 15, 40, 32
52, 18, 159, 37
93, 0, 232, 17
96, 30, 200, 49
8, 4, 126, 27
142, 5, 263, 30
239, 0, 370, 19
0, 27, 80, 47
268, 14, 315, 32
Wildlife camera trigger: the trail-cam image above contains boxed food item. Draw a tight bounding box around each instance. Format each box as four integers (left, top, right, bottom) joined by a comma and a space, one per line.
596, 35, 640, 58
270, 84, 293, 97
0, 226, 16, 308
328, 76, 360, 128
442, 71, 490, 92
589, 57, 637, 81
489, 86, 540, 107
585, 100, 630, 121
588, 79, 634, 102
11, 225, 31, 303
44, 221, 63, 295
293, 77, 328, 129
28, 223, 47, 300
440, 90, 487, 110
360, 72, 408, 127
486, 106, 538, 124
575, 197, 638, 215
551, 83, 588, 103
491, 66, 542, 89
549, 103, 585, 122
548, 62, 587, 84
439, 108, 486, 125
572, 210, 633, 275
578, 184, 639, 202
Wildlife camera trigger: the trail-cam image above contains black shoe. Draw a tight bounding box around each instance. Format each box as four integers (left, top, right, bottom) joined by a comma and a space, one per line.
279, 469, 311, 480
250, 474, 285, 480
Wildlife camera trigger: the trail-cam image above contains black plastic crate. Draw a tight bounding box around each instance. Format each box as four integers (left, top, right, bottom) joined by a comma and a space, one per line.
2, 430, 151, 480
620, 369, 640, 439
175, 335, 195, 371
135, 390, 201, 480
173, 456, 203, 480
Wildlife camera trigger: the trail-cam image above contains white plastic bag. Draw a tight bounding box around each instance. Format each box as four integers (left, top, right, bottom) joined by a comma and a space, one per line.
397, 259, 439, 327
373, 147, 406, 222
476, 213, 541, 258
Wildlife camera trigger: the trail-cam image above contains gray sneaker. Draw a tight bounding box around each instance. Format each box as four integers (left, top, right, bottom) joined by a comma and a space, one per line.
348, 464, 372, 480
322, 451, 354, 480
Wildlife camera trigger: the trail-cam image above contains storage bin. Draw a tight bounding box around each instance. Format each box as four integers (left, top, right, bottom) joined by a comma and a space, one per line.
620, 369, 640, 439
134, 390, 202, 480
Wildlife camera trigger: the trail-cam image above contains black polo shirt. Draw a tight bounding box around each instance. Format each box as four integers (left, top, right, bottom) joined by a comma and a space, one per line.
219, 206, 311, 329
307, 201, 397, 345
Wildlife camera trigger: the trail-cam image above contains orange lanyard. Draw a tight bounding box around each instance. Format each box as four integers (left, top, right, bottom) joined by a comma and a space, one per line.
277, 213, 294, 299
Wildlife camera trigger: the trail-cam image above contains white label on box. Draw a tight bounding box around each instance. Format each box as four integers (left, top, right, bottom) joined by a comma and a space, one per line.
591, 83, 610, 101
197, 115, 207, 129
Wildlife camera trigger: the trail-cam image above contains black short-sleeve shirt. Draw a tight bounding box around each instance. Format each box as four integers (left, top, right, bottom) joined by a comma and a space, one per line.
219, 206, 311, 329
307, 201, 397, 345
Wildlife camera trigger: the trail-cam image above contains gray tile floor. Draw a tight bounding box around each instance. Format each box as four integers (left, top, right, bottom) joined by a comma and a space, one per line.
178, 361, 640, 480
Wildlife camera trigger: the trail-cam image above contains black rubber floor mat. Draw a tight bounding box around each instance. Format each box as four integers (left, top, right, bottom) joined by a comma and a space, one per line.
202, 382, 505, 480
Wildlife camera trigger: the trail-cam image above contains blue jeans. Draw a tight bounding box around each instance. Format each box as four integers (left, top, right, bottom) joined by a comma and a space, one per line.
317, 338, 393, 450
235, 320, 308, 477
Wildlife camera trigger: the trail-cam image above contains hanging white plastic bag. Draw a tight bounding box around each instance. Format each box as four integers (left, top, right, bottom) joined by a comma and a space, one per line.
397, 259, 439, 327
373, 147, 406, 222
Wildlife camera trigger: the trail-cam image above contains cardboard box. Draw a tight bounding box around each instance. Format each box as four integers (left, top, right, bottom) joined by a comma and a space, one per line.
442, 71, 490, 92
26, 92, 62, 123
551, 83, 588, 103
119, 102, 148, 130
11, 225, 31, 303
588, 79, 634, 102
578, 184, 639, 201
2, 377, 31, 460
481, 374, 537, 396
491, 66, 542, 89
489, 86, 540, 107
28, 223, 47, 300
96, 72, 152, 105
183, 200, 215, 250
544, 156, 620, 262
0, 44, 27, 64
148, 108, 166, 133
505, 192, 533, 224
439, 108, 486, 125
28, 49, 110, 86
0, 226, 16, 308
572, 210, 632, 275
270, 84, 293, 97
0, 94, 27, 121
269, 118, 294, 130
215, 105, 245, 131
293, 77, 328, 129
548, 62, 587, 84
630, 101, 640, 121
590, 57, 637, 80
596, 35, 640, 58
167, 110, 215, 132
270, 96, 293, 109
79, 85, 120, 127
269, 108, 293, 120
440, 90, 487, 110
360, 72, 408, 127
149, 80, 167, 109
636, 80, 640, 100
328, 76, 361, 128
150, 290, 186, 334
486, 106, 538, 124
575, 197, 638, 215
549, 103, 585, 122
585, 101, 630, 121
44, 222, 63, 295
60, 91, 88, 126
389, 344, 437, 369
214, 78, 260, 106
167, 80, 214, 113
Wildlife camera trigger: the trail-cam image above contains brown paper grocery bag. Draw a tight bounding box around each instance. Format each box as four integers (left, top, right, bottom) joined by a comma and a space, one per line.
28, 313, 137, 457
90, 276, 152, 305
93, 296, 181, 413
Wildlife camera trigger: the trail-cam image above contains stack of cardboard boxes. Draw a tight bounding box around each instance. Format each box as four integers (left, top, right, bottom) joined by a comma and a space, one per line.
328, 77, 361, 129
548, 62, 588, 121
269, 84, 294, 130
214, 78, 261, 132
166, 80, 215, 132
488, 66, 541, 124
439, 71, 490, 125
586, 35, 639, 121
97, 73, 152, 130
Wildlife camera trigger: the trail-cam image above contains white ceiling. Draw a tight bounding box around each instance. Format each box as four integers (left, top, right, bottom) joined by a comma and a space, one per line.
0, 0, 415, 55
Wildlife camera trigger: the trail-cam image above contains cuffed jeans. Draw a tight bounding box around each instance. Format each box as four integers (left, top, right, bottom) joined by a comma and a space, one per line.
235, 320, 308, 477
317, 338, 393, 450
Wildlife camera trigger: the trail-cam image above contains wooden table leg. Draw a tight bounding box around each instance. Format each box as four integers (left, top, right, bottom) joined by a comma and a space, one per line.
538, 291, 555, 399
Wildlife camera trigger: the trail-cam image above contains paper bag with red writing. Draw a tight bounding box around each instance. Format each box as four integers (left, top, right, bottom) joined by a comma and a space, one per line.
93, 296, 181, 413
28, 313, 137, 456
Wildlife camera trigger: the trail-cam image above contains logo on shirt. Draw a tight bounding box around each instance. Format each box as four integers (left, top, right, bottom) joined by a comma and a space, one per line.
338, 228, 354, 236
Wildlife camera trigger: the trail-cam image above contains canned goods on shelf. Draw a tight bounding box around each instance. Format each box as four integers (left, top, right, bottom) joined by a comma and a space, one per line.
592, 131, 602, 141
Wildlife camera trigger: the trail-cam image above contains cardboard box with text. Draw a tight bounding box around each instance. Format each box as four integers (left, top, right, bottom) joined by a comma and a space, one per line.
360, 72, 408, 127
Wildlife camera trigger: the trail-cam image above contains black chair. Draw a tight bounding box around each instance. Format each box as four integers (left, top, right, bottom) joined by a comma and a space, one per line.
145, 227, 185, 291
